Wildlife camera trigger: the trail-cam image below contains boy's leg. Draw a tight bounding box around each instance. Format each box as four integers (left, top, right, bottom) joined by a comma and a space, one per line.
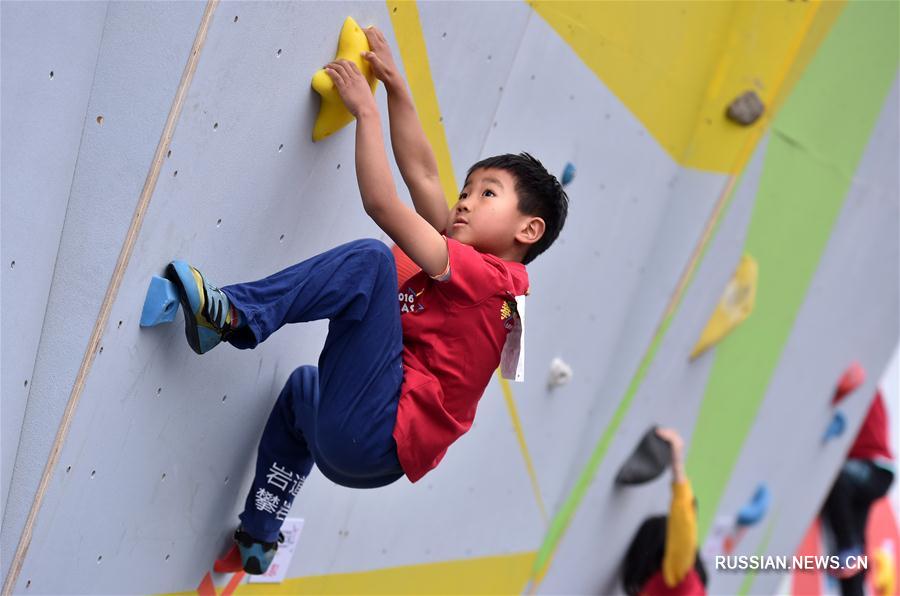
222, 239, 402, 349
310, 241, 405, 485
238, 365, 318, 544
238, 239, 404, 535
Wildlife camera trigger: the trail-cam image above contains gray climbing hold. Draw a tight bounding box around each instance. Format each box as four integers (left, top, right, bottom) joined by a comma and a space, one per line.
726, 90, 765, 126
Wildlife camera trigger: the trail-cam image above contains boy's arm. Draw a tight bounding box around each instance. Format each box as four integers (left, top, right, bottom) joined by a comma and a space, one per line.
355, 107, 448, 277
383, 77, 451, 232
362, 27, 450, 232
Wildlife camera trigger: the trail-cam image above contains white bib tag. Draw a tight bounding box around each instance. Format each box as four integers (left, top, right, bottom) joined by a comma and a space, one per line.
500, 295, 526, 382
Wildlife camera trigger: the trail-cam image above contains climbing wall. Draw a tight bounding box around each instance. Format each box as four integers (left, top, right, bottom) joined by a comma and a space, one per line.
1, 1, 897, 595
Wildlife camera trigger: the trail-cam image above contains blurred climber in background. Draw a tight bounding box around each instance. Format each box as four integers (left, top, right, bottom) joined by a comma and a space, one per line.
164, 25, 568, 574
821, 389, 895, 596
622, 428, 708, 596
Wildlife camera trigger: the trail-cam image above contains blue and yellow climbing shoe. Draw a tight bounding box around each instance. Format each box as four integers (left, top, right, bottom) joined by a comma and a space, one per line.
234, 527, 283, 575
166, 260, 237, 354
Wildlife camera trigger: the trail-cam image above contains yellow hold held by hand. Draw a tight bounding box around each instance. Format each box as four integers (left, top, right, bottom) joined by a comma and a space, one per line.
691, 255, 758, 359
311, 16, 378, 142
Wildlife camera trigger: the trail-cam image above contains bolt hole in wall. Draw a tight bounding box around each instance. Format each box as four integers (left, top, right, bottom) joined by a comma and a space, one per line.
279, 234, 285, 242
118, 320, 123, 328
173, 170, 178, 177
25, 580, 30, 589
49, 70, 53, 79
216, 218, 222, 227
66, 465, 71, 473
222, 394, 227, 402
10, 260, 14, 268
97, 555, 102, 564
278, 144, 283, 152
96, 115, 103, 125
336, 163, 341, 169
165, 554, 170, 561
233, 15, 238, 22
213, 122, 218, 130
24, 379, 28, 387
161, 472, 167, 481
156, 387, 162, 396
167, 149, 172, 158
276, 48, 282, 57
90, 470, 96, 478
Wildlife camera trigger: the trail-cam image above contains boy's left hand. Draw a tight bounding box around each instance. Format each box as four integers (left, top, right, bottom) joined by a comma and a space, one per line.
324, 59, 377, 118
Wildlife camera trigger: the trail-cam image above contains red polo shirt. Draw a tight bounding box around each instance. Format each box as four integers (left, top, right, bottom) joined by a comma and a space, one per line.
391, 238, 529, 482
848, 390, 893, 462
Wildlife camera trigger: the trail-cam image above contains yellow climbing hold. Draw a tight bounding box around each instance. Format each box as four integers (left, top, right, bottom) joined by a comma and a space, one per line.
691, 255, 758, 359
873, 545, 896, 596
311, 16, 378, 142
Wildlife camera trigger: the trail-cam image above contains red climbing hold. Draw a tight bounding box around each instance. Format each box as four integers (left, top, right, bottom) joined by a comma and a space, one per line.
832, 362, 866, 405
213, 543, 243, 574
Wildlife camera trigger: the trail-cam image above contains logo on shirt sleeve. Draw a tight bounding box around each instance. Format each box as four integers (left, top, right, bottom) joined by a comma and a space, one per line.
399, 286, 425, 314
500, 298, 517, 330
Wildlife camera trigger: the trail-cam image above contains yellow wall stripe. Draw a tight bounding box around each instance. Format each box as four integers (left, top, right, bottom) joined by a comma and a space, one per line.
498, 374, 548, 523
530, 0, 844, 174
387, 0, 459, 208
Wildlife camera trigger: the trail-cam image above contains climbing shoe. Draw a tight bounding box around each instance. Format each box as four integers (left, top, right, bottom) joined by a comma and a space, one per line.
234, 526, 283, 575
165, 260, 237, 354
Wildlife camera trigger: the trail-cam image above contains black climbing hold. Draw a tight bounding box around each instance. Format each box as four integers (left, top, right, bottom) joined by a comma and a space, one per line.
615, 426, 672, 485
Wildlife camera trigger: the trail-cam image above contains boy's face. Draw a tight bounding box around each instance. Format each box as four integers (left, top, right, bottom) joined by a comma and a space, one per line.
446, 168, 531, 257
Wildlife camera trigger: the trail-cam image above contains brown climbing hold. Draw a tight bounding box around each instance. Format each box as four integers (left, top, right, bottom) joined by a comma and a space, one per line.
726, 90, 765, 125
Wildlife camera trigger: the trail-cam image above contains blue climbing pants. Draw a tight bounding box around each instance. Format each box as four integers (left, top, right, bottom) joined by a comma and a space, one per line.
220, 239, 406, 542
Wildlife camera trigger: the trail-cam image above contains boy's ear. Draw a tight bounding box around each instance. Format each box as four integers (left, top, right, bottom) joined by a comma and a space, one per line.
516, 216, 545, 246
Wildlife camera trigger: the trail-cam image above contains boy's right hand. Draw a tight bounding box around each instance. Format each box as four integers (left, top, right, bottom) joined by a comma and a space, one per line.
362, 26, 400, 87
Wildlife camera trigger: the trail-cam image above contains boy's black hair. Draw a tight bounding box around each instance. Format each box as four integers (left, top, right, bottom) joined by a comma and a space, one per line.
465, 152, 568, 265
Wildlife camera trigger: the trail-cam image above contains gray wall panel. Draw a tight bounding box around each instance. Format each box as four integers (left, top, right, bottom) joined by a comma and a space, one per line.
538, 135, 770, 595
2, 1, 206, 587
0, 0, 107, 521
714, 75, 899, 596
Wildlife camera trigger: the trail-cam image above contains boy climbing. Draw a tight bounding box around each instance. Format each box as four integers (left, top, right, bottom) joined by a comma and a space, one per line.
165, 25, 568, 575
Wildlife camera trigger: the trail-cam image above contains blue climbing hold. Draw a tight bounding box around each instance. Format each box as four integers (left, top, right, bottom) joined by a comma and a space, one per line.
736, 483, 770, 527
140, 275, 180, 327
561, 162, 576, 187
822, 410, 846, 443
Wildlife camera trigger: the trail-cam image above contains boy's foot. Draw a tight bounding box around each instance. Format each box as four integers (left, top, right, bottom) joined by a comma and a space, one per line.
233, 526, 283, 575
166, 260, 239, 354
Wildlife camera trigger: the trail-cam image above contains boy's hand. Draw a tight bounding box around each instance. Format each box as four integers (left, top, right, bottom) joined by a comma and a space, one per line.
362, 26, 400, 88
324, 59, 377, 118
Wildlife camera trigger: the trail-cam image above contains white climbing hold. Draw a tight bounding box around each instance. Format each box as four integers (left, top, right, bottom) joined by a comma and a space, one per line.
547, 357, 573, 388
